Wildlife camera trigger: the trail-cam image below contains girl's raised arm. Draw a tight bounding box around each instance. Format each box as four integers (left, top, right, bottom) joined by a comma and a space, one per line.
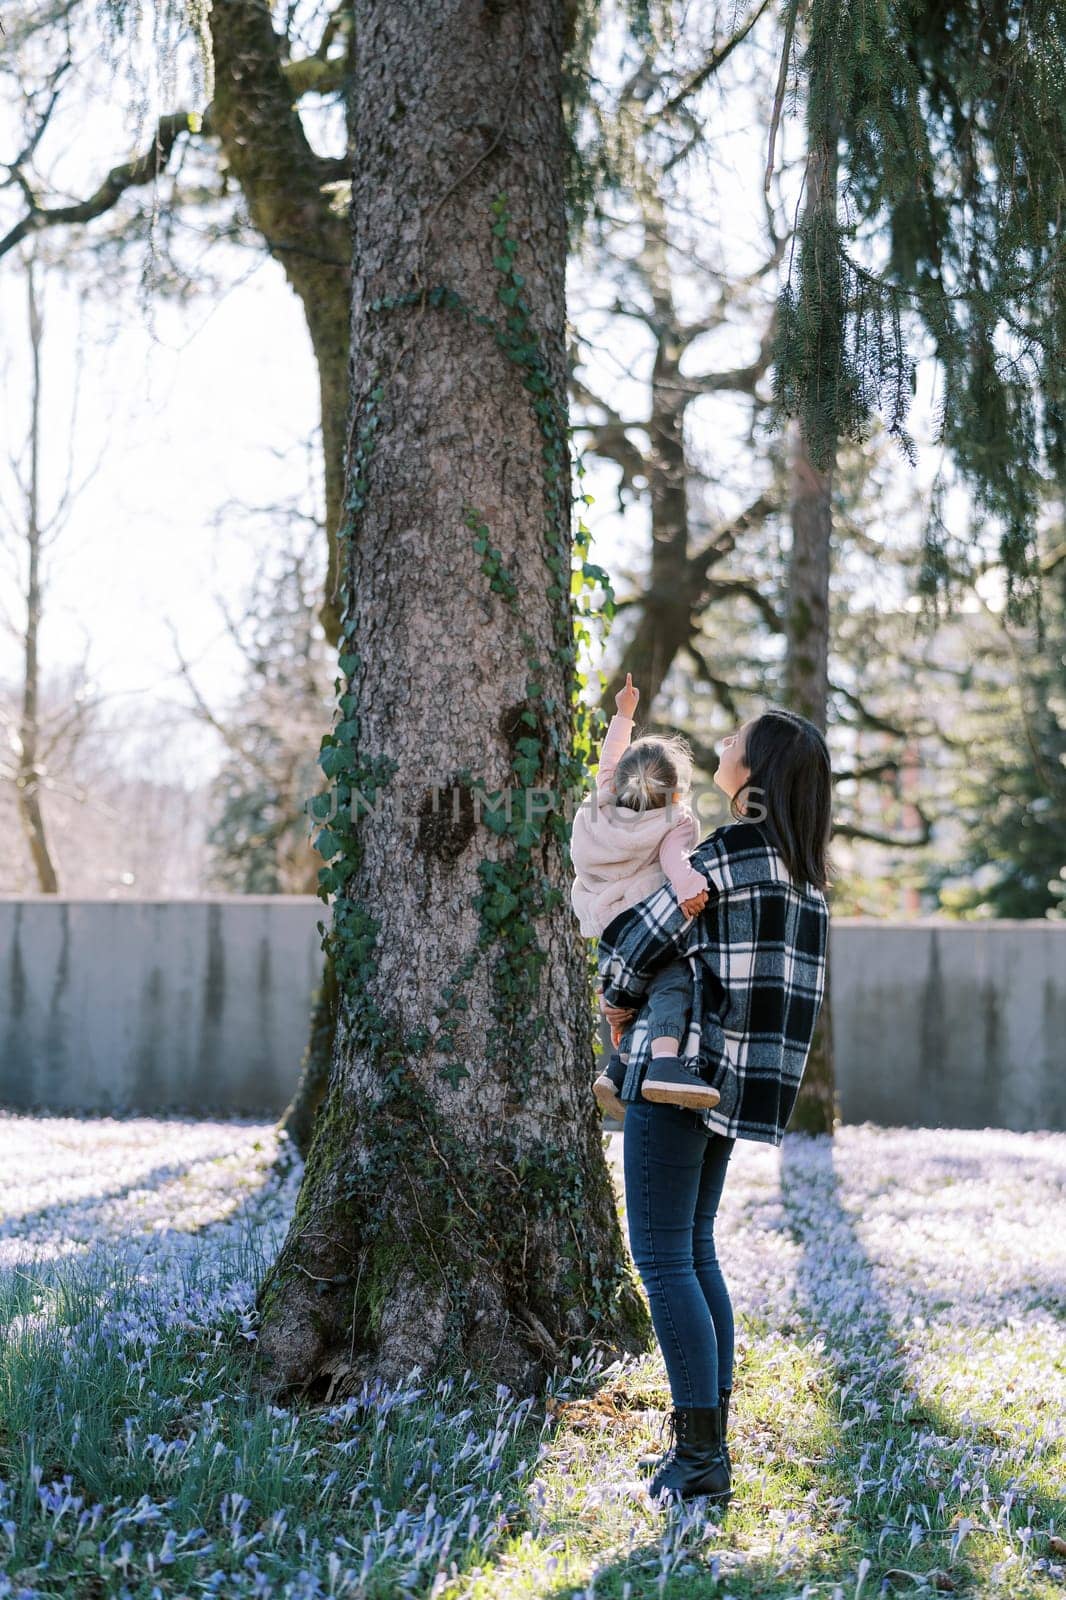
595, 672, 640, 794
596, 714, 633, 793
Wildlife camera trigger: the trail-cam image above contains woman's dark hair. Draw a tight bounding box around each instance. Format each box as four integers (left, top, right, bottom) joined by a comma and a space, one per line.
727, 708, 834, 892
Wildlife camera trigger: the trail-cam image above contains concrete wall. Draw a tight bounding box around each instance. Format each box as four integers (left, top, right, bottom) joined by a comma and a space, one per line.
0, 897, 324, 1116
1, 900, 1063, 1127
829, 918, 1066, 1130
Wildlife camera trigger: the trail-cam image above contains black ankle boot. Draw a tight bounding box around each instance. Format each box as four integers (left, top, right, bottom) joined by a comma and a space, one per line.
646, 1404, 731, 1503
638, 1388, 731, 1475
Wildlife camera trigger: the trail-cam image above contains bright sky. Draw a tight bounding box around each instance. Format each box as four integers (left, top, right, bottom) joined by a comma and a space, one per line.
0, 245, 324, 781
0, 0, 982, 788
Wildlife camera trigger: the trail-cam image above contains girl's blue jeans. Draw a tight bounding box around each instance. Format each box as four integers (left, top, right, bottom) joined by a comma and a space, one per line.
622, 1099, 735, 1407
641, 957, 692, 1047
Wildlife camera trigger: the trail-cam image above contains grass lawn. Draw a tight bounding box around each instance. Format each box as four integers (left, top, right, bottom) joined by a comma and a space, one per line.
0, 1113, 1063, 1599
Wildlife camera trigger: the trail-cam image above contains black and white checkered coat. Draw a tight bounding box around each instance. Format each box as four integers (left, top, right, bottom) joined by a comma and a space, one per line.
598, 819, 830, 1146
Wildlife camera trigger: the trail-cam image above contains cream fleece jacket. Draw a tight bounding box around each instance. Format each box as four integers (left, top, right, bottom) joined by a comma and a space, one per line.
569, 713, 708, 938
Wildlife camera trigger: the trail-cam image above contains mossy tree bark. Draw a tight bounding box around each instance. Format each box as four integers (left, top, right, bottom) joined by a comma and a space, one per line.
255, 0, 650, 1399
785, 403, 837, 1134
783, 98, 839, 1138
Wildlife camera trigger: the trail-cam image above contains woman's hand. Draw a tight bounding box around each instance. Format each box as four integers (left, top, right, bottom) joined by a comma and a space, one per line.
600, 991, 637, 1047
615, 671, 639, 719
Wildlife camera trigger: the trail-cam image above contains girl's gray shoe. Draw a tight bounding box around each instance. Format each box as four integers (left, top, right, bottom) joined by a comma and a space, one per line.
641, 1055, 720, 1110
593, 1052, 627, 1120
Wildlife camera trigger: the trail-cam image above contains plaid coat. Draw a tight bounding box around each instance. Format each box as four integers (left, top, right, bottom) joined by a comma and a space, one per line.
597, 819, 830, 1146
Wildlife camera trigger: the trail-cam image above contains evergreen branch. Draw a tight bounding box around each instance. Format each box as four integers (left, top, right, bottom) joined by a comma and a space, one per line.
837, 238, 1066, 309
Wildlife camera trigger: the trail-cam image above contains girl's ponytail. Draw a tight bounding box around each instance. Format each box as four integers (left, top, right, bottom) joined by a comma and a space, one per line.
612, 733, 693, 814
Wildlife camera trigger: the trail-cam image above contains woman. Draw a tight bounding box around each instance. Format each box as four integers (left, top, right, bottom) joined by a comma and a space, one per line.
598, 707, 833, 1505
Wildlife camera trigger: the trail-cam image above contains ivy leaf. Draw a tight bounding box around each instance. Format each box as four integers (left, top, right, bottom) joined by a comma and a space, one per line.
319, 745, 352, 778
438, 1060, 471, 1089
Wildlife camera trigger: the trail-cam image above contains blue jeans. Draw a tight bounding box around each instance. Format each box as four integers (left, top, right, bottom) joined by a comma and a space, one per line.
623, 1100, 735, 1407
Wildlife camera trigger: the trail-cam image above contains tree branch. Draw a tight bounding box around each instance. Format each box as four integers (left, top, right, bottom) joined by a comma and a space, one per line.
701, 575, 783, 632
0, 109, 211, 260
687, 493, 778, 589
655, 0, 776, 120
682, 644, 755, 722
831, 815, 934, 848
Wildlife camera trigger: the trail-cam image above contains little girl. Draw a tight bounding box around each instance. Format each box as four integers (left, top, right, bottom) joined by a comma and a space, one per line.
570, 673, 721, 1120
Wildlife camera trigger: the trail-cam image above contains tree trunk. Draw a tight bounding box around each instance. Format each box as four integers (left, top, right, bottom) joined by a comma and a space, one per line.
784, 95, 839, 1136
16, 257, 59, 895
278, 954, 339, 1159
205, 0, 352, 647
255, 0, 650, 1399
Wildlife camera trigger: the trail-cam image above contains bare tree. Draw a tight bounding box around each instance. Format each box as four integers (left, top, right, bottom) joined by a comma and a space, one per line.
0, 248, 109, 890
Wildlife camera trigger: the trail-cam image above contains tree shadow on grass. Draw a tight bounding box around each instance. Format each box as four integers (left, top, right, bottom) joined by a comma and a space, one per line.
6, 1121, 1060, 1600
0, 1131, 295, 1298
0, 1135, 595, 1600
524, 1133, 1064, 1600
